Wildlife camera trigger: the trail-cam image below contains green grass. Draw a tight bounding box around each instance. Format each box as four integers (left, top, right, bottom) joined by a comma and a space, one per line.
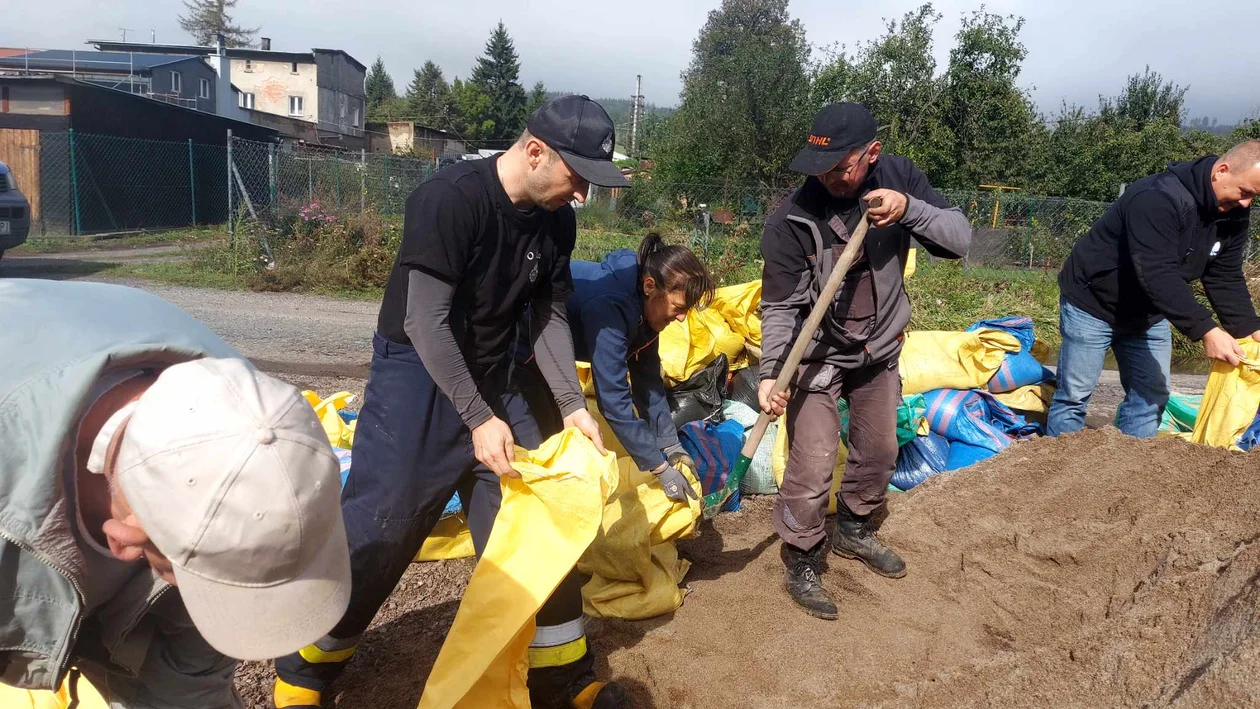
11, 227, 223, 255
96, 224, 1226, 367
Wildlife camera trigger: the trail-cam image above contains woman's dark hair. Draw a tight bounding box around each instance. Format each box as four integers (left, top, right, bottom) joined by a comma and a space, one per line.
637, 232, 715, 309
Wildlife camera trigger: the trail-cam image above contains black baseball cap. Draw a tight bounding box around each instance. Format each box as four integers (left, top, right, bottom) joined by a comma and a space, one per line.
788, 103, 878, 175
527, 95, 628, 187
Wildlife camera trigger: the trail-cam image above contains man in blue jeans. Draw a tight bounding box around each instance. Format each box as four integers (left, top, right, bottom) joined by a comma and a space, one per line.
1050, 140, 1260, 438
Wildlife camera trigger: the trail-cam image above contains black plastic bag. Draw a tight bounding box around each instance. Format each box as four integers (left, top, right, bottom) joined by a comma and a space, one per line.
667, 354, 727, 428
726, 366, 760, 412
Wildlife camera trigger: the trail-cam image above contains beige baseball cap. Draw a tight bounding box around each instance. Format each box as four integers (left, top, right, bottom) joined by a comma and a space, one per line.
114, 357, 351, 661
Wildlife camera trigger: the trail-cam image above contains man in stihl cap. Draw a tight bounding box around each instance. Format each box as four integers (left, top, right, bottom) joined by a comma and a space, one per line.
275, 95, 630, 709
758, 103, 971, 619
0, 279, 350, 708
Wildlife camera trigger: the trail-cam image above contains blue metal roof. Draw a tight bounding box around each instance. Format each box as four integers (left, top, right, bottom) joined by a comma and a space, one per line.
0, 50, 197, 74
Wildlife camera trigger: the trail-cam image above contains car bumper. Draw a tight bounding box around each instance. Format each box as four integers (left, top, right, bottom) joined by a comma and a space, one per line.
0, 217, 30, 251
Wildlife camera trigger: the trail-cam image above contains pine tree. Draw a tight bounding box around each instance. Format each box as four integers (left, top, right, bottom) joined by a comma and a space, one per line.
406, 61, 454, 127
528, 80, 548, 115
365, 57, 397, 121
469, 22, 528, 141
178, 0, 258, 48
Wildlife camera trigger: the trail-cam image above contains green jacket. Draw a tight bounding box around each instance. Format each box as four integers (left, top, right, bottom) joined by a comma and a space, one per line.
0, 279, 244, 707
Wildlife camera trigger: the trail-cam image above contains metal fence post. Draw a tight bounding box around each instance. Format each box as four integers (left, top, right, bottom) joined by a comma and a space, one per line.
359, 149, 366, 214
335, 156, 342, 212
227, 129, 234, 247
384, 154, 391, 216
188, 139, 196, 226
268, 142, 277, 217
307, 158, 313, 205
68, 129, 82, 236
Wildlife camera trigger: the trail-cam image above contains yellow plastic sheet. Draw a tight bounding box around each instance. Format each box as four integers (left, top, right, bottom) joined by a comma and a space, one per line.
771, 412, 848, 515
578, 458, 701, 620
418, 428, 618, 709
898, 329, 1022, 395
904, 248, 917, 279
709, 280, 763, 348
993, 382, 1056, 414
415, 514, 477, 562
660, 308, 745, 385
0, 671, 109, 709
1191, 341, 1260, 449
301, 390, 358, 449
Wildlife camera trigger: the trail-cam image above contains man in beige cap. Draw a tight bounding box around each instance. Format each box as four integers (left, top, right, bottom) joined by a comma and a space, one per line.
0, 278, 352, 708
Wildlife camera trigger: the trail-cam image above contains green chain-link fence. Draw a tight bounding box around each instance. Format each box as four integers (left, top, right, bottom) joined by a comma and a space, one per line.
23, 131, 1260, 279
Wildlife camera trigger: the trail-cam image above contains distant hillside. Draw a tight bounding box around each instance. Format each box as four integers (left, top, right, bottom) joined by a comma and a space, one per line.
546, 92, 674, 131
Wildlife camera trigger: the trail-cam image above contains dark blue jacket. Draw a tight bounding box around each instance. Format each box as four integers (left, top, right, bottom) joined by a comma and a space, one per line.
1059, 156, 1259, 339
568, 249, 678, 471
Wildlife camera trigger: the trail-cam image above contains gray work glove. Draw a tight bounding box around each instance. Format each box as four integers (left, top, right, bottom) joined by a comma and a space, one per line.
663, 444, 695, 471
655, 463, 698, 502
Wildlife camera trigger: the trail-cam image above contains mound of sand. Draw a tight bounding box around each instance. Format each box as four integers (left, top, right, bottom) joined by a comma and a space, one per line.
236, 428, 1260, 708
591, 428, 1260, 708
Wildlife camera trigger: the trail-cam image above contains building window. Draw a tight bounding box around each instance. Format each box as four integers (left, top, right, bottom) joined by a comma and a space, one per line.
288, 95, 304, 116
244, 59, 253, 72
199, 78, 210, 99
240, 92, 256, 110
352, 107, 360, 128
291, 61, 299, 74
170, 71, 182, 94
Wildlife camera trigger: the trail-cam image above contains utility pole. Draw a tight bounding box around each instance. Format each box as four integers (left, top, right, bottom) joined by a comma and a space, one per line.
630, 75, 643, 157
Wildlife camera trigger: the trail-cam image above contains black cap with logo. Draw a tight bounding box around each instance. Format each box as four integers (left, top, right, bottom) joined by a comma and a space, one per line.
788, 102, 879, 176
527, 95, 628, 187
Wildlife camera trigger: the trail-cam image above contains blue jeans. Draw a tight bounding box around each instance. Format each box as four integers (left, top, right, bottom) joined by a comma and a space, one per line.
1047, 299, 1172, 439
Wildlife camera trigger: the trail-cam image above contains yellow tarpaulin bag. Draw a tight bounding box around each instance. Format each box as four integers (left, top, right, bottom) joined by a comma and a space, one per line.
415, 514, 477, 561
1191, 341, 1260, 449
898, 329, 1022, 395
301, 390, 358, 449
903, 248, 917, 279
0, 670, 109, 709
660, 308, 746, 385
709, 280, 763, 348
418, 428, 618, 709
993, 382, 1056, 414
579, 458, 701, 620
771, 412, 848, 515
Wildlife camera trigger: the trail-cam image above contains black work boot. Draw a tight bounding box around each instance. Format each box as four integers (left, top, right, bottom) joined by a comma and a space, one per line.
831, 500, 907, 578
528, 647, 630, 709
782, 542, 838, 620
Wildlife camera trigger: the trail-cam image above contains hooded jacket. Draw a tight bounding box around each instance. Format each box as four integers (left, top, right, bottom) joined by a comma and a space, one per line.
0, 279, 245, 707
1059, 155, 1259, 339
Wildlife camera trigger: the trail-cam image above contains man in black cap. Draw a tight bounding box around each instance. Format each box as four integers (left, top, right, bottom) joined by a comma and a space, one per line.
757, 103, 971, 619
273, 95, 630, 709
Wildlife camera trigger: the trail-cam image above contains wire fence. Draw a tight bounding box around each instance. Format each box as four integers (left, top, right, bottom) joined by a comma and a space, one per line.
17, 130, 1260, 278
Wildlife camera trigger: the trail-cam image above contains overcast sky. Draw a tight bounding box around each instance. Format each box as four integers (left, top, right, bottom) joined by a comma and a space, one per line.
4, 0, 1256, 123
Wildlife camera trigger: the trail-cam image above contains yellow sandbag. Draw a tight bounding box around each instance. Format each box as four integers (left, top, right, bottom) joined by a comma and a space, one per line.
709, 280, 763, 348
414, 514, 477, 562
301, 390, 358, 449
1191, 341, 1260, 449
660, 308, 745, 384
771, 412, 848, 515
582, 396, 631, 460
411, 388, 633, 566
578, 458, 701, 620
904, 248, 917, 279
993, 382, 1056, 414
898, 329, 1022, 395
418, 428, 618, 709
0, 671, 109, 709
